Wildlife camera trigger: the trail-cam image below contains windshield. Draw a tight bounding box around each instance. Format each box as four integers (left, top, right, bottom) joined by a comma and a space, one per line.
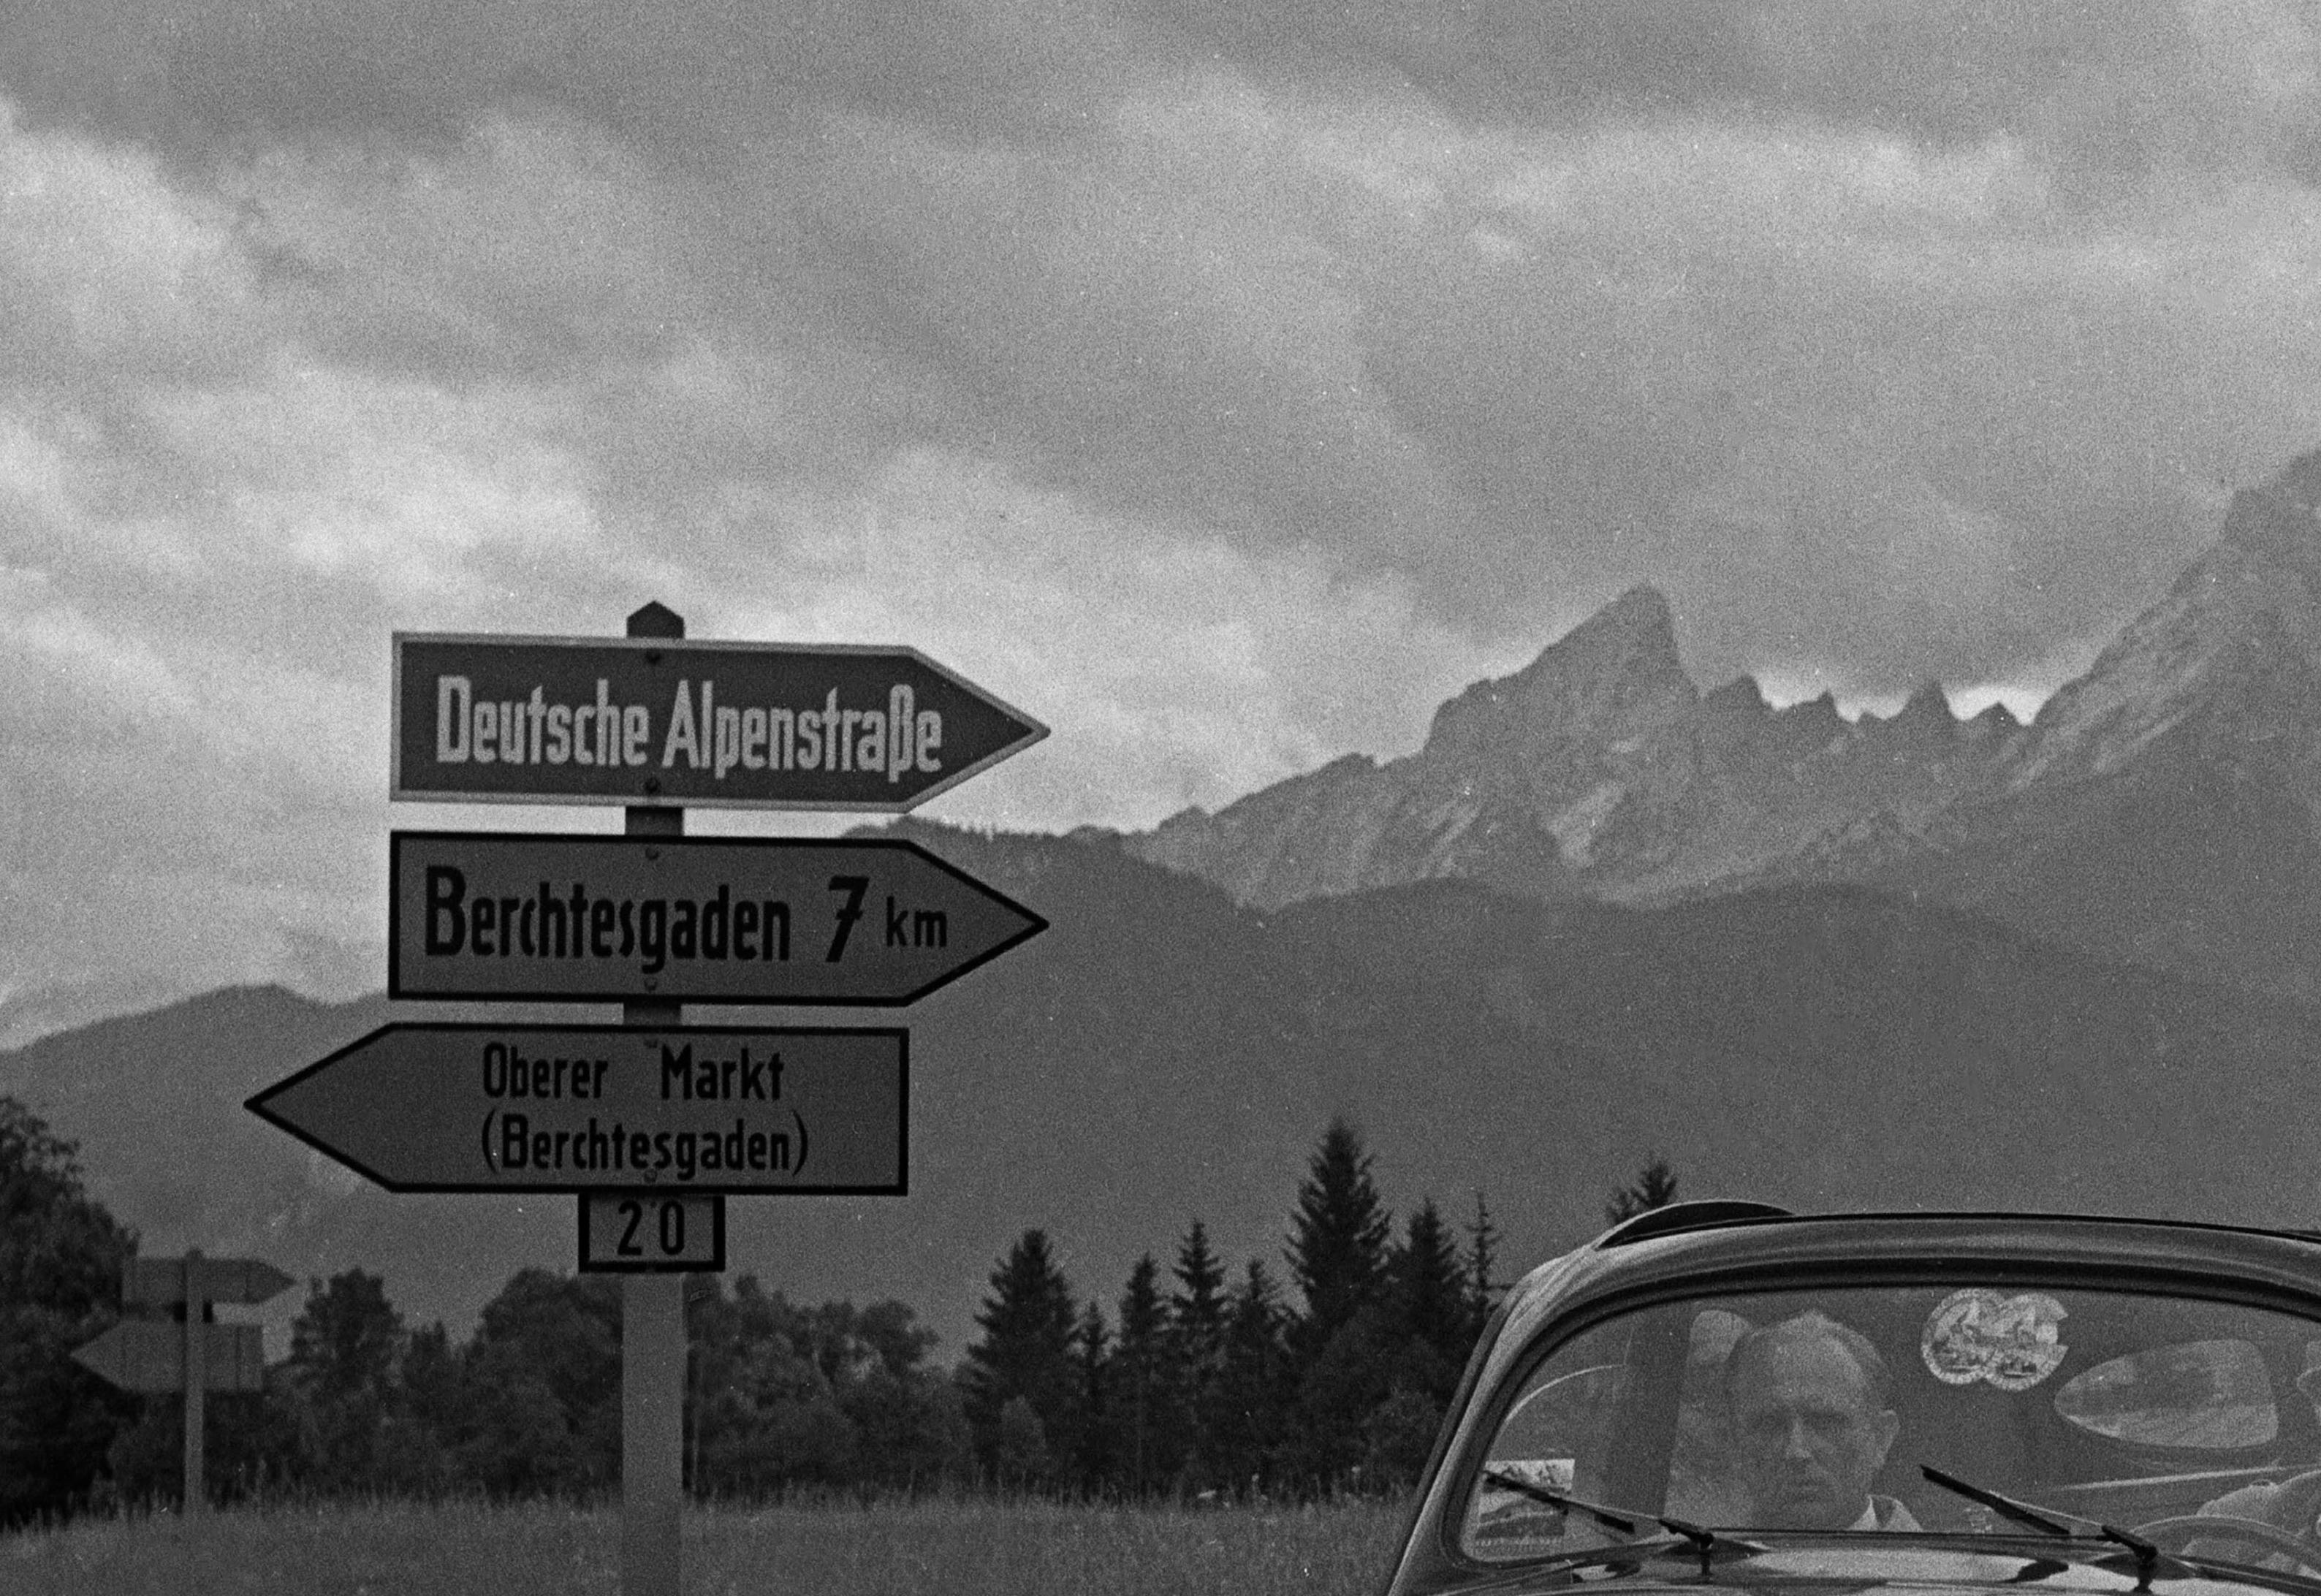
1459, 1281, 2321, 1562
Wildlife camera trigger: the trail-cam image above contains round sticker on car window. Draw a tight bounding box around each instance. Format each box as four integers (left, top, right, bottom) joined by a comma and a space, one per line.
1923, 1289, 2070, 1391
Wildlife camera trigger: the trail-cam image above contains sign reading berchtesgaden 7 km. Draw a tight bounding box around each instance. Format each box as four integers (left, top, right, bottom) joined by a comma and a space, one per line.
390, 832, 1047, 1004
390, 633, 1048, 810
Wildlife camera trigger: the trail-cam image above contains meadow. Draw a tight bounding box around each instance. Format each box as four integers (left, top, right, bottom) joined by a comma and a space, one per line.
3, 1492, 1411, 1596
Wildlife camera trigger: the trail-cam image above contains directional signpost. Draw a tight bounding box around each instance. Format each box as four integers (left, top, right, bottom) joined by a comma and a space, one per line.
75, 1250, 294, 1517
388, 833, 1045, 1005
72, 1319, 267, 1393
250, 1024, 908, 1193
249, 603, 1046, 1596
390, 633, 1046, 810
125, 1254, 295, 1310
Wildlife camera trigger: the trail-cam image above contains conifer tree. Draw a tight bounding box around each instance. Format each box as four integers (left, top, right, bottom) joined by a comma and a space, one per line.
1604, 1155, 1679, 1226
1169, 1220, 1228, 1367
1461, 1190, 1503, 1338
1071, 1299, 1112, 1490
1167, 1219, 1229, 1488
962, 1229, 1079, 1476
1110, 1253, 1170, 1493
1285, 1117, 1392, 1363
1208, 1259, 1288, 1493
1386, 1197, 1468, 1399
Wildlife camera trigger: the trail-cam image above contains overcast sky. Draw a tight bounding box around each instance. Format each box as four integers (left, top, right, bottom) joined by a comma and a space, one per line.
6, 0, 2321, 1026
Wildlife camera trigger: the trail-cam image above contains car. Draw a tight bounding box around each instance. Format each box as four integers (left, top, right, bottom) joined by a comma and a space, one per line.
1384, 1201, 2321, 1596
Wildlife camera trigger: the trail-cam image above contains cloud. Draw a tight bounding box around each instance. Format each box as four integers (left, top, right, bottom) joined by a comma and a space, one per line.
13, 6, 2320, 700
695, 446, 1482, 829
7, 3, 2321, 1016
0, 86, 1496, 1016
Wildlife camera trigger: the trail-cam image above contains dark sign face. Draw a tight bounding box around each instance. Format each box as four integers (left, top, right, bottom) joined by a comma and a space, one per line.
388, 832, 1046, 1004
390, 634, 1046, 810
246, 1024, 908, 1194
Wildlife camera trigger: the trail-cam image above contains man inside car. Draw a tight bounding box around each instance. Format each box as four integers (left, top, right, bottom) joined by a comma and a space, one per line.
1723, 1310, 1921, 1531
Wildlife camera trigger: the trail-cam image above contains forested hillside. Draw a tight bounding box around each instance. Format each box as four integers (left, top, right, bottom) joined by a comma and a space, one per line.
12, 823, 2321, 1368
4, 1098, 1568, 1520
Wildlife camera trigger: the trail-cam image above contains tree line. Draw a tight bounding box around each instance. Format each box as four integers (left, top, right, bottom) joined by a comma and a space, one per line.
0, 1095, 1675, 1524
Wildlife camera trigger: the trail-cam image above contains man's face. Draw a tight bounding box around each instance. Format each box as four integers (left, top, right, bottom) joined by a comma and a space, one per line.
1726, 1334, 1899, 1530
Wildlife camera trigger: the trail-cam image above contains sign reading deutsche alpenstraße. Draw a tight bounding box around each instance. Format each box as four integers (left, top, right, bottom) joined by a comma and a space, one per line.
388, 832, 1046, 1004
246, 1024, 907, 1194
390, 634, 1047, 810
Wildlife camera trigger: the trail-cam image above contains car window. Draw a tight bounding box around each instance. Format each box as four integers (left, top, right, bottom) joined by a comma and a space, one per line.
1465, 1321, 1636, 1559
1456, 1283, 2321, 1564
2054, 1340, 2279, 1449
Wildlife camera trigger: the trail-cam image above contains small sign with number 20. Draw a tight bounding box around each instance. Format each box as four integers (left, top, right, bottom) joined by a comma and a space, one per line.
578, 1190, 727, 1272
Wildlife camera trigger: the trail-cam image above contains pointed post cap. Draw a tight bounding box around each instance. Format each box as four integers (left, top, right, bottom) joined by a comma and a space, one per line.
627, 601, 685, 640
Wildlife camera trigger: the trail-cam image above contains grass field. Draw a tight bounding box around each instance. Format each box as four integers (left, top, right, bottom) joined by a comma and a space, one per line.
3, 1493, 1411, 1596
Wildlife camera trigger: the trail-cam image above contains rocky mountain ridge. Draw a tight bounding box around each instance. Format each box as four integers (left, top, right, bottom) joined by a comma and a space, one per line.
1125, 449, 2321, 1000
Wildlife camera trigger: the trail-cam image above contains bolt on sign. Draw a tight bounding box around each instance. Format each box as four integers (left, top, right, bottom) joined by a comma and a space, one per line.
247, 1023, 908, 1193
389, 832, 1046, 1005
390, 634, 1047, 811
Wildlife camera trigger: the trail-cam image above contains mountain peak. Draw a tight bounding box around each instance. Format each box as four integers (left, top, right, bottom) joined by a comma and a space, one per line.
1702, 675, 1774, 720
1968, 699, 2021, 734
1769, 690, 1847, 748
1893, 680, 1955, 727
1423, 585, 1693, 764
1546, 584, 1674, 658
1494, 585, 1686, 701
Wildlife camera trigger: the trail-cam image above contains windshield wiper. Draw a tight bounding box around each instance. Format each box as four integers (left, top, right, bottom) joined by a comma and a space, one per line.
1919, 1466, 2166, 1584
1484, 1470, 1644, 1538
1482, 1470, 1764, 1571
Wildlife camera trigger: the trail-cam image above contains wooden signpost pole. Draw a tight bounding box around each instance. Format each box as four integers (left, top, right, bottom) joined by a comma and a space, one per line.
182, 1249, 203, 1517
623, 601, 685, 1596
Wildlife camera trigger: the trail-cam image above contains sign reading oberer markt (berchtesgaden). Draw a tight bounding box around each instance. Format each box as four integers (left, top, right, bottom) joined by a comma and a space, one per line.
248, 1024, 907, 1194
390, 634, 1048, 810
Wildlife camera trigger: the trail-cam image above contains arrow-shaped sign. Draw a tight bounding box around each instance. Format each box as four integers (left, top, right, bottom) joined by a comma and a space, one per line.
248, 1024, 908, 1194
390, 634, 1046, 811
73, 1321, 266, 1394
125, 1255, 295, 1308
388, 832, 1044, 1005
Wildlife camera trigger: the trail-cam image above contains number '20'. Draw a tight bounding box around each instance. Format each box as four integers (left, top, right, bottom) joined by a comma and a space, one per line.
618, 1198, 687, 1256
